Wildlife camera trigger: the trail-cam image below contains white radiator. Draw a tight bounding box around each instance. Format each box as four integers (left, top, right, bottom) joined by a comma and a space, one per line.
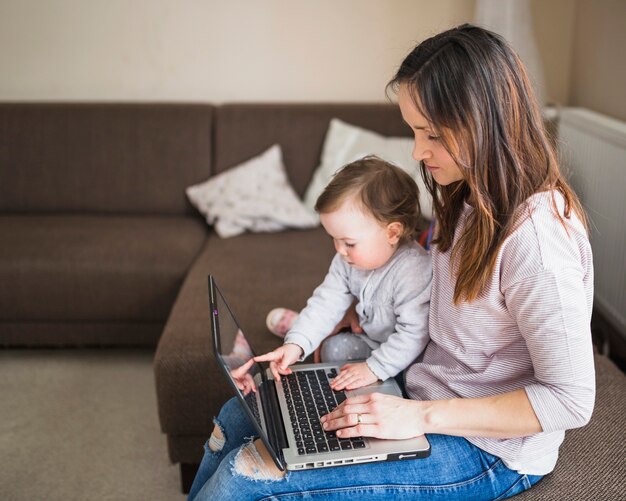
558, 108, 626, 338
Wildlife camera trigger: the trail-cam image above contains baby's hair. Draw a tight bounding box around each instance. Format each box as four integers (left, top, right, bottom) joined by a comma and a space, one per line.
314, 155, 421, 243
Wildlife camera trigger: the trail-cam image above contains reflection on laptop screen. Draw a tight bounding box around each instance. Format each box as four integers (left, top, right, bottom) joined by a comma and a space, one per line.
216, 285, 255, 371
217, 290, 254, 370
214, 286, 264, 423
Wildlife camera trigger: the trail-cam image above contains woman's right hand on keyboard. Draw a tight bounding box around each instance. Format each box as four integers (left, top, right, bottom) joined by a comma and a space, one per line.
254, 343, 304, 381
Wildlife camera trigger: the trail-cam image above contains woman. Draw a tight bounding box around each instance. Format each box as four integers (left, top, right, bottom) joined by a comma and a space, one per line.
189, 24, 595, 500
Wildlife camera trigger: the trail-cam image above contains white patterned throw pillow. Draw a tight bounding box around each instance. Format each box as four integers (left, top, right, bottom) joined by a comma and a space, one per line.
303, 118, 432, 218
186, 145, 318, 238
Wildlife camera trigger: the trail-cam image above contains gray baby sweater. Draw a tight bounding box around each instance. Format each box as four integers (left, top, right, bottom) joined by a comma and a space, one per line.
284, 240, 432, 380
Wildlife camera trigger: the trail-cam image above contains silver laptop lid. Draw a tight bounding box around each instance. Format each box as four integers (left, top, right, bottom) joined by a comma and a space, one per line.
208, 275, 286, 470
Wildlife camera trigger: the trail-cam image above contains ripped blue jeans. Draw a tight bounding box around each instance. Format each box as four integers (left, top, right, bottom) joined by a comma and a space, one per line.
188, 397, 543, 501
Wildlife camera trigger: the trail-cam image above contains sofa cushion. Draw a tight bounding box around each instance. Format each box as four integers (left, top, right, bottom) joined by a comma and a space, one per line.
214, 104, 411, 198
0, 215, 207, 323
186, 144, 317, 238
155, 227, 335, 438
0, 103, 213, 215
302, 118, 433, 218
0, 322, 164, 347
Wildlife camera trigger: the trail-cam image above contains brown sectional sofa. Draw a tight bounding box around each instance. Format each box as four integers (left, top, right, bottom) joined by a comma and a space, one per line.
0, 103, 211, 345
1, 103, 624, 499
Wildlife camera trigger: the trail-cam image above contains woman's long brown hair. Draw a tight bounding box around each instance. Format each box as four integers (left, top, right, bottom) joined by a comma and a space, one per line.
388, 24, 587, 303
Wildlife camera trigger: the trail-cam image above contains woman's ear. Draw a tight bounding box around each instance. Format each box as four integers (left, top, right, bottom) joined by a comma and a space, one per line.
386, 222, 403, 246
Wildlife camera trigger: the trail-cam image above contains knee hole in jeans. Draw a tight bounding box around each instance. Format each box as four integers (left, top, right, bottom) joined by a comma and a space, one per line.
233, 440, 285, 481
208, 422, 226, 452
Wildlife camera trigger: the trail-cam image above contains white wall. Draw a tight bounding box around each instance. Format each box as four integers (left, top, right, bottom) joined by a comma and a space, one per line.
0, 0, 475, 102
569, 0, 626, 122
0, 0, 577, 104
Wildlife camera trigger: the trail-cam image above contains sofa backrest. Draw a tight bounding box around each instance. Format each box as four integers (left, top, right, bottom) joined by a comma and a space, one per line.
214, 104, 411, 197
0, 103, 213, 215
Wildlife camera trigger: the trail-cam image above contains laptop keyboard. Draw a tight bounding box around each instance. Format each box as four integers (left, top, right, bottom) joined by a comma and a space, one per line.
281, 368, 366, 455
244, 390, 261, 425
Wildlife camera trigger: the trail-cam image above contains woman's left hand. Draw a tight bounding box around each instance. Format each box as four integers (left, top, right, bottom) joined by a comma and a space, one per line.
320, 392, 426, 440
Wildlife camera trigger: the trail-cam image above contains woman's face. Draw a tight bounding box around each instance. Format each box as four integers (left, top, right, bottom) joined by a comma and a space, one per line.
397, 84, 464, 186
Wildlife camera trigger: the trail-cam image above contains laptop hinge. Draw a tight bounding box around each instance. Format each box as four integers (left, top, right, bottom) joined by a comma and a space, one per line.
260, 378, 289, 451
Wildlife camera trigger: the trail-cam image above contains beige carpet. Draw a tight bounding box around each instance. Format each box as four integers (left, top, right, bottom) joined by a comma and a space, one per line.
0, 349, 186, 501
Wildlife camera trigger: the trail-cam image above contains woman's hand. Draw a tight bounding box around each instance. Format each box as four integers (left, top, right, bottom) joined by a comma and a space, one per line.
254, 343, 303, 381
330, 362, 378, 391
230, 358, 257, 395
320, 392, 425, 440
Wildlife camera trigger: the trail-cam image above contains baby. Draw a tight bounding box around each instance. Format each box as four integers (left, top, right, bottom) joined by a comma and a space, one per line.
256, 156, 432, 391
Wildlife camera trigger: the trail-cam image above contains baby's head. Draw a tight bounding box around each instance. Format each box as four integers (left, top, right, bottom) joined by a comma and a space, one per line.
315, 156, 421, 270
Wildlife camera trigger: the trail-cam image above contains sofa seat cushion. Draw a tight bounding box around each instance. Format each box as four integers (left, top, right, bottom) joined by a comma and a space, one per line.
0, 321, 165, 347
155, 226, 335, 440
0, 215, 207, 322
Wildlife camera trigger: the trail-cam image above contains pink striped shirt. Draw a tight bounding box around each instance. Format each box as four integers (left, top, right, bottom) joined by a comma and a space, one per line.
405, 191, 595, 475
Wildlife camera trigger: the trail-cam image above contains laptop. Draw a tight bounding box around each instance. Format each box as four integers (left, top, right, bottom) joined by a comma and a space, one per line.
208, 275, 431, 471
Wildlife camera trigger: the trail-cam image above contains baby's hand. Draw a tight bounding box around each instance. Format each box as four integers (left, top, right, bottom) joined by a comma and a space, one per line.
254, 343, 303, 381
330, 362, 378, 391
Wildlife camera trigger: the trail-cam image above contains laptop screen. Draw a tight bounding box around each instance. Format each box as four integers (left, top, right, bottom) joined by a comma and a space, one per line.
209, 276, 288, 471
213, 284, 257, 373
211, 279, 265, 426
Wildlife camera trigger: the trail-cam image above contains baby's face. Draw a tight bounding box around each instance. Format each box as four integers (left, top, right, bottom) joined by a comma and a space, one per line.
319, 198, 400, 271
